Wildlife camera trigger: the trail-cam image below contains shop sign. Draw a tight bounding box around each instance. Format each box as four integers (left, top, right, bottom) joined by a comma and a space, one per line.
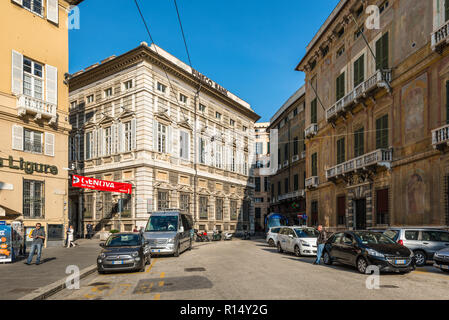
72, 175, 132, 194
0, 156, 58, 175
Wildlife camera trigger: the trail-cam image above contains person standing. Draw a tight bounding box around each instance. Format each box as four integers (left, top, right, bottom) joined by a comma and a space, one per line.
133, 226, 138, 232
25, 223, 45, 265
67, 225, 76, 248
314, 225, 329, 265
86, 223, 93, 239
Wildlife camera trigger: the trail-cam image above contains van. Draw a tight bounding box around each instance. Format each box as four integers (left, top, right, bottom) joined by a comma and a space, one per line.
143, 210, 193, 257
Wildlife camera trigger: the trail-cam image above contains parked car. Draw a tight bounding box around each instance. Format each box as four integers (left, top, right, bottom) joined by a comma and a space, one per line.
383, 228, 449, 266
433, 247, 449, 273
143, 210, 193, 257
276, 226, 319, 257
97, 232, 151, 274
323, 231, 415, 274
266, 227, 282, 247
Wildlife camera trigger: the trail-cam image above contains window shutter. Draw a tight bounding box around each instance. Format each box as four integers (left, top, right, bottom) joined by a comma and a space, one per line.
118, 122, 124, 153
376, 118, 382, 149
111, 124, 117, 154
382, 33, 389, 69
311, 99, 317, 124
11, 50, 23, 95
44, 132, 55, 156
167, 126, 172, 154
47, 0, 59, 24
382, 115, 388, 148
98, 128, 103, 157
153, 120, 158, 151
12, 125, 24, 151
131, 118, 137, 150
45, 64, 58, 105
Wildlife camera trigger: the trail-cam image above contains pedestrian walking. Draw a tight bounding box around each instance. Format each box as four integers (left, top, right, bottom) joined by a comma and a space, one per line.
25, 223, 45, 265
314, 225, 329, 265
86, 223, 93, 239
67, 225, 76, 248
133, 226, 139, 232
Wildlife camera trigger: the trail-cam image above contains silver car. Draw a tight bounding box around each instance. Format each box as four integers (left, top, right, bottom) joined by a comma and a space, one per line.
384, 228, 449, 266
266, 227, 282, 247
433, 247, 449, 273
276, 226, 319, 256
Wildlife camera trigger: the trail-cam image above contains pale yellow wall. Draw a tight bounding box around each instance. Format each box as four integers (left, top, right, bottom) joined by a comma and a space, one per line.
0, 0, 70, 114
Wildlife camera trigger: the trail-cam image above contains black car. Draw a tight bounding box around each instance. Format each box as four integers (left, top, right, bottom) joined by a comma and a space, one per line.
97, 232, 151, 274
323, 231, 415, 274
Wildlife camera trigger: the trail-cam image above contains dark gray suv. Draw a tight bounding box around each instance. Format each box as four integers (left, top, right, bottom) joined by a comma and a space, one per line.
383, 228, 449, 266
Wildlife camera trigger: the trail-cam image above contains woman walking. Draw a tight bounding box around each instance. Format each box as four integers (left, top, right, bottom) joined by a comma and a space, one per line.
67, 225, 76, 248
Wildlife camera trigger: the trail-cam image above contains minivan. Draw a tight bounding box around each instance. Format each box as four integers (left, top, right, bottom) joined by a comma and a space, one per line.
143, 210, 193, 257
383, 228, 449, 266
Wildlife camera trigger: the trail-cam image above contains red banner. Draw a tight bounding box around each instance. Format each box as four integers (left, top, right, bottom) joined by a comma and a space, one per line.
72, 175, 132, 194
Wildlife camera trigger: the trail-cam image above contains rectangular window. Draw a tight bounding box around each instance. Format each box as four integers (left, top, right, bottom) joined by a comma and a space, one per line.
243, 126, 247, 132
336, 72, 345, 101
255, 142, 263, 155
264, 177, 269, 192
24, 128, 43, 153
294, 174, 299, 191
157, 191, 169, 210
230, 200, 237, 220
215, 142, 223, 168
379, 1, 389, 14
104, 88, 113, 97
376, 114, 389, 149
157, 82, 166, 93
337, 138, 345, 165
86, 131, 93, 159
157, 122, 167, 153
124, 121, 132, 152
337, 27, 344, 38
255, 177, 261, 192
293, 137, 299, 155
180, 193, 190, 214
87, 95, 94, 104
23, 180, 44, 218
84, 194, 93, 218
354, 27, 365, 40
311, 201, 318, 226
230, 119, 235, 126
284, 178, 289, 193
293, 108, 298, 117
277, 181, 281, 196
23, 57, 43, 99
337, 46, 345, 57
278, 148, 281, 165
22, 0, 43, 15
199, 104, 206, 112
376, 33, 389, 70
180, 93, 187, 103
180, 131, 190, 160
353, 54, 365, 87
215, 198, 223, 220
354, 127, 364, 157
311, 98, 317, 124
123, 80, 133, 90
104, 127, 112, 156
311, 152, 318, 176
337, 196, 346, 225
284, 143, 289, 161
215, 112, 222, 120
199, 196, 208, 219
376, 189, 389, 225
199, 137, 206, 164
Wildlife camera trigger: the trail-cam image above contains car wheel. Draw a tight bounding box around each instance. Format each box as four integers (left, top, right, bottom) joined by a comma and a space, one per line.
294, 245, 301, 257
139, 262, 146, 272
174, 243, 180, 257
277, 242, 283, 253
442, 269, 449, 273
414, 250, 426, 267
357, 257, 369, 274
268, 239, 275, 247
323, 251, 332, 265
97, 269, 105, 274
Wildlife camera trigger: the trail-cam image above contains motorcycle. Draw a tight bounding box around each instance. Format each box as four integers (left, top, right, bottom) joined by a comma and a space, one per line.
212, 230, 222, 241
195, 230, 210, 242
242, 230, 251, 240
223, 232, 233, 241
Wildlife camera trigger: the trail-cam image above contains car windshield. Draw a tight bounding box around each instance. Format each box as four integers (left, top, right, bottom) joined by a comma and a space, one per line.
354, 232, 396, 245
383, 230, 399, 241
146, 215, 178, 232
295, 228, 319, 238
105, 234, 140, 247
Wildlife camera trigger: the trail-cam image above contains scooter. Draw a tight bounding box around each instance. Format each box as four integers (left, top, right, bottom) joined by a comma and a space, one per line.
195, 230, 209, 242
212, 230, 222, 241
242, 230, 251, 240
223, 232, 233, 241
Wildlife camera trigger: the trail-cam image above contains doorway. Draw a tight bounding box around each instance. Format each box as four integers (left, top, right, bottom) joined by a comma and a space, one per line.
354, 199, 366, 230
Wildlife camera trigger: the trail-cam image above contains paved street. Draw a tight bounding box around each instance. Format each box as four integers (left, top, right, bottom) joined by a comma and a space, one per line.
49, 238, 449, 300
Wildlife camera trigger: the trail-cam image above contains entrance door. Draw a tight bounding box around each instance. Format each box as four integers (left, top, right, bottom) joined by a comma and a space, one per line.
354, 199, 366, 230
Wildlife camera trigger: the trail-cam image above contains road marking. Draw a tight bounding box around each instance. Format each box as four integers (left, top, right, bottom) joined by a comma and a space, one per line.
160, 272, 165, 278
146, 258, 158, 273
159, 281, 164, 287
119, 283, 132, 295
154, 294, 160, 300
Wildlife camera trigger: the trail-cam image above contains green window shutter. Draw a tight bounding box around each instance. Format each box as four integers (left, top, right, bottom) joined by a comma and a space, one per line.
376, 118, 382, 149
311, 99, 317, 123
354, 55, 364, 87
337, 138, 345, 164
354, 128, 364, 157
446, 81, 449, 124
382, 115, 389, 148
376, 37, 381, 71
336, 73, 345, 101
376, 115, 389, 149
382, 33, 389, 69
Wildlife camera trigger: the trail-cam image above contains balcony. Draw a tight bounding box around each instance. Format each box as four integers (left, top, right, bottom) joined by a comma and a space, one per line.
17, 95, 57, 125
305, 123, 318, 139
326, 149, 393, 181
326, 69, 392, 123
432, 124, 449, 149
278, 190, 305, 202
283, 160, 289, 168
305, 176, 319, 189
301, 151, 306, 159
432, 20, 449, 51
292, 154, 300, 163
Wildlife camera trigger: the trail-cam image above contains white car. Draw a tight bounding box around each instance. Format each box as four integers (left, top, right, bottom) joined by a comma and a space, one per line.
266, 227, 282, 247
276, 226, 319, 256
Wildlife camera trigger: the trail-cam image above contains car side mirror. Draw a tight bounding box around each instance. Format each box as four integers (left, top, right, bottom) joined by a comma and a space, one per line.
99, 243, 105, 247
145, 240, 150, 245
289, 234, 294, 238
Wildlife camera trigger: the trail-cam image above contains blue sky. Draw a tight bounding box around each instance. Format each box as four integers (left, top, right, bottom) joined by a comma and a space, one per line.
70, 0, 339, 122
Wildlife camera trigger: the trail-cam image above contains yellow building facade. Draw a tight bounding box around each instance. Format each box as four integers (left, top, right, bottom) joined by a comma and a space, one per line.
0, 0, 83, 246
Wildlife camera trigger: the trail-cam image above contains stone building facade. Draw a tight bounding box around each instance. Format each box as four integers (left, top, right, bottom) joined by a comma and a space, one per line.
296, 0, 449, 230
68, 43, 260, 236
253, 122, 271, 232
268, 86, 307, 225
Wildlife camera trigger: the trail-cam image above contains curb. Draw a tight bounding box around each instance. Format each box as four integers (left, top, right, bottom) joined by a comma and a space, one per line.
18, 264, 98, 300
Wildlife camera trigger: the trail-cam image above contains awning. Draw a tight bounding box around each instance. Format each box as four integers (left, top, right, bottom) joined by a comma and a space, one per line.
0, 205, 21, 218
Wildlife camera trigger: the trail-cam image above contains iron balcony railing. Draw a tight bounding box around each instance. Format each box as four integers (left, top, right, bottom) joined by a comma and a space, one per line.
432, 20, 449, 50
326, 149, 393, 180
432, 124, 449, 148
326, 69, 392, 122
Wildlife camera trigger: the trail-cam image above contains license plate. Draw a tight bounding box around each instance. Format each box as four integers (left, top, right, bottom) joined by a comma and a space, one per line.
441, 265, 449, 270
112, 261, 123, 265
395, 260, 406, 265
151, 249, 161, 253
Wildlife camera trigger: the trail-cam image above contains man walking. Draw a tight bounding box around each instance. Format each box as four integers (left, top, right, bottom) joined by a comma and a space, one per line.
314, 225, 329, 265
25, 223, 45, 265
86, 223, 93, 239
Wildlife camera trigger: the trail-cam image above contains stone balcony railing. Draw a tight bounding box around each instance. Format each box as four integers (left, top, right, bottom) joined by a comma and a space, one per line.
305, 176, 319, 189
17, 95, 57, 124
278, 190, 305, 201
305, 123, 318, 139
326, 69, 392, 122
432, 20, 449, 51
432, 124, 449, 149
301, 151, 306, 159
325, 148, 393, 181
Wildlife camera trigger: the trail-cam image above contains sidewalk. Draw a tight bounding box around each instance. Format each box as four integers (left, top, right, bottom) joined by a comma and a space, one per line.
0, 238, 101, 300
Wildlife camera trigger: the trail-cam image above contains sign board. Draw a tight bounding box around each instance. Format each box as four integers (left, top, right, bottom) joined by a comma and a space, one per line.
72, 175, 132, 194
0, 224, 12, 263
